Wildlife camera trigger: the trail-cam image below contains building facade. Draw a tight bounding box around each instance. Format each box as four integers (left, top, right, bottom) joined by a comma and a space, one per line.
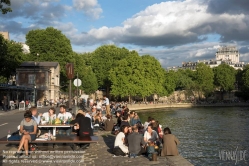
16, 62, 60, 103
216, 46, 239, 63
0, 31, 9, 40
167, 46, 247, 71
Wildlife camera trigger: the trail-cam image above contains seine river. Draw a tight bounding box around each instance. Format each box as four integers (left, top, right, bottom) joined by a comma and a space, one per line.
138, 107, 249, 166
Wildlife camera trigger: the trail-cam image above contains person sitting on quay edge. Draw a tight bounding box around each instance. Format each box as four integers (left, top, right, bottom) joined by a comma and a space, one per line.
104, 114, 114, 131
144, 116, 152, 130
127, 126, 146, 158
14, 111, 37, 158
144, 124, 159, 144
57, 104, 72, 136
161, 127, 180, 156
120, 114, 130, 129
133, 112, 140, 126
116, 111, 122, 128
129, 111, 136, 126
113, 125, 129, 156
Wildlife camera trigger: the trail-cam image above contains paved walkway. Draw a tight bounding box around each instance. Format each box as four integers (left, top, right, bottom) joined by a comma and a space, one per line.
1, 130, 193, 166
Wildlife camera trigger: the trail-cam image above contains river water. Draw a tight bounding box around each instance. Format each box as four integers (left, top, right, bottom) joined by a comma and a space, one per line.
138, 107, 249, 166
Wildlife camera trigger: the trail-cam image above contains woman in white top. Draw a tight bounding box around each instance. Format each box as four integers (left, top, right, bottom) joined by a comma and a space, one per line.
42, 107, 56, 121
114, 125, 129, 154
144, 124, 159, 143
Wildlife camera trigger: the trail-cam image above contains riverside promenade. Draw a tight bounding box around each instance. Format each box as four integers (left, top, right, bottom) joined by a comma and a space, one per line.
0, 106, 194, 166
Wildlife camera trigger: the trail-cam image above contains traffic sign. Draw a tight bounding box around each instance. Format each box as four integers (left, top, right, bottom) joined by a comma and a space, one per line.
73, 78, 82, 87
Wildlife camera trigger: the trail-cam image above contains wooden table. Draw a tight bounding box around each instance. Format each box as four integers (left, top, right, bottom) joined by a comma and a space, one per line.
38, 124, 72, 136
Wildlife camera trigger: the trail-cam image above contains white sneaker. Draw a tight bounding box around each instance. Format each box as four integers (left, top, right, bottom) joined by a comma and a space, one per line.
112, 155, 118, 157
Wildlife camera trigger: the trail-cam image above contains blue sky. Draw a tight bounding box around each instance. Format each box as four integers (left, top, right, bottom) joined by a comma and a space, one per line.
1, 0, 249, 68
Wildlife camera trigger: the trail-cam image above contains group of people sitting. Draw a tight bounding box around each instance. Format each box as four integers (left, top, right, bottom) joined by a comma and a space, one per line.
112, 107, 180, 158
13, 104, 98, 158
13, 103, 180, 159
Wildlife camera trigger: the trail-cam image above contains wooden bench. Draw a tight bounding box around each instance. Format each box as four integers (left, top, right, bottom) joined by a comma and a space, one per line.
0, 135, 98, 150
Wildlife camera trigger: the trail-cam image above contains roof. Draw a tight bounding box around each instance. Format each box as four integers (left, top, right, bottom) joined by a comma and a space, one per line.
20, 61, 59, 67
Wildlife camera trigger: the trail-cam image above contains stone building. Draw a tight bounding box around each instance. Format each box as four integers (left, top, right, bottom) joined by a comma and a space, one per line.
15, 62, 60, 103
0, 31, 9, 40
216, 46, 239, 63
167, 46, 247, 71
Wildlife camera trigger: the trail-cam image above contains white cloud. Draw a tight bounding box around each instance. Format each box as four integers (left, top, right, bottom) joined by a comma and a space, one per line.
72, 0, 102, 19
69, 0, 249, 47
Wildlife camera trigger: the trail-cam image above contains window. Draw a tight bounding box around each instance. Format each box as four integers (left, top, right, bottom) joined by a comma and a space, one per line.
28, 74, 35, 84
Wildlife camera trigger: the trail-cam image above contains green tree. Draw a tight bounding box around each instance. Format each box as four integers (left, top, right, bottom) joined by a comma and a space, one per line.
0, 0, 11, 14
0, 34, 8, 83
109, 51, 148, 102
91, 45, 130, 96
0, 36, 25, 83
72, 52, 98, 94
81, 67, 98, 94
213, 63, 236, 92
194, 63, 214, 98
141, 55, 166, 99
164, 70, 177, 96
26, 27, 74, 87
242, 65, 249, 91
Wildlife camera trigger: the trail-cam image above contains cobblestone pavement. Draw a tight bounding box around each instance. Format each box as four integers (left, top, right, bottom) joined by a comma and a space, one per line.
1, 131, 177, 166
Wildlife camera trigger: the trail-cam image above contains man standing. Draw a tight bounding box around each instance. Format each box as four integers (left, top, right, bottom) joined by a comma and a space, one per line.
103, 95, 110, 115
127, 126, 146, 158
57, 105, 72, 136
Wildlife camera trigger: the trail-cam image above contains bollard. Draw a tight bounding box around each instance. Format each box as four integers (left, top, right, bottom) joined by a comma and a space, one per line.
152, 152, 157, 161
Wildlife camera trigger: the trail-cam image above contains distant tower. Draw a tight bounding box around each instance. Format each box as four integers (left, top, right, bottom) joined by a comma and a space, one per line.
0, 31, 10, 40
215, 46, 239, 63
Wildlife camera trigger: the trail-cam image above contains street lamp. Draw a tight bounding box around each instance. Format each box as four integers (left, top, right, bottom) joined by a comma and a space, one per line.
33, 53, 39, 107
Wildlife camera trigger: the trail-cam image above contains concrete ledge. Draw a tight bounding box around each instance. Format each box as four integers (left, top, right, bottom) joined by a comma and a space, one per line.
128, 103, 249, 111
166, 155, 194, 166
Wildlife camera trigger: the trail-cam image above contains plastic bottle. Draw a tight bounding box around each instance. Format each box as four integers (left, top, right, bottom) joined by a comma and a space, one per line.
7, 130, 11, 140
48, 130, 51, 140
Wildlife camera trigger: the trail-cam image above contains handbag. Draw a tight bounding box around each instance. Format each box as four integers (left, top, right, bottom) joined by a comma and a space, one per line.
8, 135, 21, 141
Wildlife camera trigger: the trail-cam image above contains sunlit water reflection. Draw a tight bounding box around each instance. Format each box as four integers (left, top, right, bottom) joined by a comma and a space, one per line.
138, 107, 249, 166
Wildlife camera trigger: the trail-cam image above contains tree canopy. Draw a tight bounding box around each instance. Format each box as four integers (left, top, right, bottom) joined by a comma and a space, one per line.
91, 45, 130, 94
194, 63, 214, 96
0, 0, 11, 14
213, 63, 236, 92
0, 35, 25, 82
26, 27, 74, 86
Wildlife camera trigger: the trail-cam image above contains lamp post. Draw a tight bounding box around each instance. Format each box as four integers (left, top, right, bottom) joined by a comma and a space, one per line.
33, 53, 39, 107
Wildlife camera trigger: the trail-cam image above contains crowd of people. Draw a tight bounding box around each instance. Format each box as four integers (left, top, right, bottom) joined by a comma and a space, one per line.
12, 96, 180, 159
111, 106, 180, 158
